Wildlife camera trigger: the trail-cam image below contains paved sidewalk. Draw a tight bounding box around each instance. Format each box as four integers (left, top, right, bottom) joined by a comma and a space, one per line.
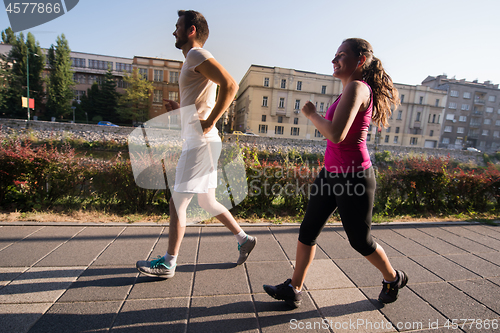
1, 222, 499, 332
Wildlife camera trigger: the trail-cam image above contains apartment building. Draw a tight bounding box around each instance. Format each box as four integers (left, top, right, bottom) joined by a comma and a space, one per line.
422, 75, 500, 152
133, 56, 182, 119
235, 65, 343, 140
372, 84, 447, 148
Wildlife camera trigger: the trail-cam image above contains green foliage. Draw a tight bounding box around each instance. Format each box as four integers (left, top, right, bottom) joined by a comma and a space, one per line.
116, 68, 154, 124
45, 34, 74, 120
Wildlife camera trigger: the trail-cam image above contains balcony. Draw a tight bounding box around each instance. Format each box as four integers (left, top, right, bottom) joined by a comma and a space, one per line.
409, 128, 422, 135
469, 122, 481, 128
474, 98, 485, 105
276, 109, 286, 115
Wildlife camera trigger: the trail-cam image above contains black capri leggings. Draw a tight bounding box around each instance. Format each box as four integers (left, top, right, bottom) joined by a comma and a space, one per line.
298, 166, 377, 256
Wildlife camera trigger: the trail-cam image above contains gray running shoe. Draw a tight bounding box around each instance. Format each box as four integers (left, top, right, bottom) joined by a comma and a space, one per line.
236, 235, 257, 265
136, 256, 176, 279
378, 270, 408, 303
263, 278, 302, 308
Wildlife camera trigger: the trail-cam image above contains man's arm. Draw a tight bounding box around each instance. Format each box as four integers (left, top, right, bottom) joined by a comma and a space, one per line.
195, 58, 239, 134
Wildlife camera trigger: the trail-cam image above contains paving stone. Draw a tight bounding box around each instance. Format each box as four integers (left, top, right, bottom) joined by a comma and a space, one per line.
410, 281, 498, 320
197, 227, 243, 264
371, 229, 436, 256
271, 227, 328, 260
192, 262, 249, 296
410, 255, 481, 281
244, 227, 289, 263
441, 226, 500, 251
92, 227, 161, 266
0, 303, 52, 333
477, 252, 500, 267
419, 227, 494, 253
188, 295, 258, 333
35, 227, 124, 267
450, 279, 500, 315
128, 264, 195, 299
149, 227, 199, 264
28, 301, 121, 333
0, 227, 83, 267
445, 253, 500, 278
361, 285, 448, 331
0, 267, 27, 288
316, 226, 360, 259
247, 261, 294, 294
394, 228, 468, 255
0, 226, 43, 252
58, 266, 137, 302
111, 298, 188, 333
383, 256, 443, 284
310, 288, 395, 332
0, 266, 85, 304
299, 259, 355, 290
334, 258, 387, 288
254, 292, 325, 333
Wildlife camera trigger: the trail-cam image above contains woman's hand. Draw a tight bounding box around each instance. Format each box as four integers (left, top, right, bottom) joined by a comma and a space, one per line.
301, 101, 317, 119
199, 119, 215, 135
163, 99, 180, 112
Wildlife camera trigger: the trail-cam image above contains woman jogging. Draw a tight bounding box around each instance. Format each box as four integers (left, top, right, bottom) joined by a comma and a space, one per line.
263, 38, 407, 308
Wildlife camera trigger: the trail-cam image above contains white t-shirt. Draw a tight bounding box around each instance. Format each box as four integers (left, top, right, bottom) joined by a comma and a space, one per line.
179, 47, 219, 141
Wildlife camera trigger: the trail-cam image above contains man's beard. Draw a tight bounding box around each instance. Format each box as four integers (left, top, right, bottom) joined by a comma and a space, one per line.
175, 36, 188, 49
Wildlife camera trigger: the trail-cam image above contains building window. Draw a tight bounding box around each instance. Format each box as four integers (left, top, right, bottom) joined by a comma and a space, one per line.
73, 90, 85, 101
448, 102, 457, 109
482, 130, 489, 136
442, 137, 450, 144
293, 118, 299, 125
384, 135, 389, 143
496, 120, 500, 126
410, 137, 418, 145
294, 100, 300, 110
262, 115, 266, 122
116, 62, 132, 72
297, 81, 302, 90
275, 126, 284, 135
279, 98, 285, 108
88, 59, 113, 70
455, 138, 463, 145
291, 127, 300, 136
386, 127, 391, 133
435, 99, 439, 107
153, 69, 163, 82
463, 92, 471, 99
314, 129, 323, 138
153, 90, 163, 103
446, 114, 455, 121
450, 90, 459, 97
444, 126, 452, 132
397, 110, 402, 120
419, 96, 424, 104
494, 131, 500, 138
395, 127, 400, 133
367, 133, 371, 141
459, 116, 467, 122
461, 104, 470, 111
169, 71, 179, 83
262, 96, 268, 107
259, 124, 268, 134
139, 68, 148, 80
320, 102, 324, 112
430, 130, 434, 137
400, 95, 405, 103
71, 57, 86, 68
277, 116, 283, 123
484, 118, 492, 125
321, 85, 326, 94
416, 112, 421, 122
264, 77, 269, 87
394, 136, 398, 144
168, 91, 179, 102
457, 127, 465, 134
486, 107, 494, 113
488, 95, 496, 102
281, 79, 286, 89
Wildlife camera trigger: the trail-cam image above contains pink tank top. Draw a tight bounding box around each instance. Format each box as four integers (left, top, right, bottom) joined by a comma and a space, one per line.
324, 80, 372, 174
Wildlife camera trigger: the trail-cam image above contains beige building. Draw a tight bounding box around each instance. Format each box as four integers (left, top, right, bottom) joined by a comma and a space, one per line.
235, 65, 343, 140
371, 84, 447, 148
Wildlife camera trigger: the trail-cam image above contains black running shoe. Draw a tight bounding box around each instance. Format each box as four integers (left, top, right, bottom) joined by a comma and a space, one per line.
263, 278, 302, 308
378, 270, 408, 304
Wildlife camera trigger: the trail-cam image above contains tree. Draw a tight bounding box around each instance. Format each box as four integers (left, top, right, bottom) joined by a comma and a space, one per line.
96, 65, 120, 122
0, 31, 45, 119
1, 27, 15, 44
80, 82, 101, 122
117, 68, 154, 124
45, 34, 74, 120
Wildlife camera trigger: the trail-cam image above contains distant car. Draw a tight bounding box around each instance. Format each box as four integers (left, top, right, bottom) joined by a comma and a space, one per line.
466, 147, 481, 153
245, 132, 259, 136
232, 131, 244, 135
98, 121, 119, 127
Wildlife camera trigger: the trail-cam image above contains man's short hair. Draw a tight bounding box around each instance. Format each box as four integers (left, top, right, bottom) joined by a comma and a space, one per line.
178, 10, 209, 45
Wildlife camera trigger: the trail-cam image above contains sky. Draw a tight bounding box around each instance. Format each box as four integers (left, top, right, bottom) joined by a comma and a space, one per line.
1, 0, 499, 87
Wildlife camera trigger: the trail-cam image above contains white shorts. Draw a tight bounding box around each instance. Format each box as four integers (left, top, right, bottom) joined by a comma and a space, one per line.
173, 139, 222, 193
